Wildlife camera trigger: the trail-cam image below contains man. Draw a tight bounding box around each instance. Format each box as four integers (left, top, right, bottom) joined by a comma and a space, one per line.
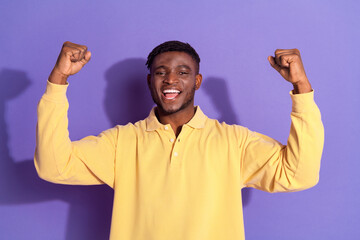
35, 41, 324, 240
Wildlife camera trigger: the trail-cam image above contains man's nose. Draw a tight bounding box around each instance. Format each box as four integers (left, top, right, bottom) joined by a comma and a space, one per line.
164, 72, 178, 84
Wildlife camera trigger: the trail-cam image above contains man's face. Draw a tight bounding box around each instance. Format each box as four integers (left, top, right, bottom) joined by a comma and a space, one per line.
147, 51, 202, 115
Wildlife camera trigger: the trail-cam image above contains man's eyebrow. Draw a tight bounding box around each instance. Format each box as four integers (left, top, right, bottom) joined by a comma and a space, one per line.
177, 65, 191, 70
154, 65, 167, 71
154, 65, 192, 71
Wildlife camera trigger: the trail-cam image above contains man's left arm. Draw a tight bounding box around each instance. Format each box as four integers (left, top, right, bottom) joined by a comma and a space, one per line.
240, 49, 324, 192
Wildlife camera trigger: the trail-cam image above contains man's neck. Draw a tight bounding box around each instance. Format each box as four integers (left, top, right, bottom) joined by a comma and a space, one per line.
156, 106, 196, 137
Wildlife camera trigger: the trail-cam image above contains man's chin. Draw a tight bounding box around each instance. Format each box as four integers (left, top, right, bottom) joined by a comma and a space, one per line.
157, 104, 181, 115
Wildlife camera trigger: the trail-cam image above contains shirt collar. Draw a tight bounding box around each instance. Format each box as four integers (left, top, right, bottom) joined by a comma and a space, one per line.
145, 106, 207, 131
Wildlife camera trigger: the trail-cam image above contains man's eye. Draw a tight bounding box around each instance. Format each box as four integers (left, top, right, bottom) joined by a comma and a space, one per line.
179, 72, 188, 75
156, 72, 165, 76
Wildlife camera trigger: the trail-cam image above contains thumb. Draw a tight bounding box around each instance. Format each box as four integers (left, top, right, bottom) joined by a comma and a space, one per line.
267, 56, 281, 72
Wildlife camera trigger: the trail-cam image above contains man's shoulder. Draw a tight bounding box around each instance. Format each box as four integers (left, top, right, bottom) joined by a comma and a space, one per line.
113, 118, 147, 131
204, 117, 250, 134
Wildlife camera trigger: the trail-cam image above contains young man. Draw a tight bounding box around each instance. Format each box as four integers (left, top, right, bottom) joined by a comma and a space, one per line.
35, 41, 324, 240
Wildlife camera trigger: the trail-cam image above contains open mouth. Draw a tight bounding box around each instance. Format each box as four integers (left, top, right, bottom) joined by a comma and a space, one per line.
162, 89, 181, 100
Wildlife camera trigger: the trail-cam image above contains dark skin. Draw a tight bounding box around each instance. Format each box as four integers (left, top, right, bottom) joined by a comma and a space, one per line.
48, 41, 91, 85
49, 41, 312, 137
147, 51, 202, 136
267, 49, 312, 94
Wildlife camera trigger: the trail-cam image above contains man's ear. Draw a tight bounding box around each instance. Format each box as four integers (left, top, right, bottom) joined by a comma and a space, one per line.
147, 74, 151, 88
195, 74, 203, 90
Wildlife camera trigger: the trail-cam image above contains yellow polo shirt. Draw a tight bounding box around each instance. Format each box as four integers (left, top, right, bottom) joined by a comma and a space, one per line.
35, 81, 324, 240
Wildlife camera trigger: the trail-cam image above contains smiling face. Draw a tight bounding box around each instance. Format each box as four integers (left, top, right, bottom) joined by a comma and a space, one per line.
147, 51, 202, 115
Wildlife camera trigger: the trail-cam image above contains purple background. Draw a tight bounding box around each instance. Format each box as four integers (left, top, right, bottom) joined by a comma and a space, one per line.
1, 0, 359, 239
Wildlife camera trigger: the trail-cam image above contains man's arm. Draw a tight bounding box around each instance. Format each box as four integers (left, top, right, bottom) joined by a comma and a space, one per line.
34, 42, 117, 187
240, 49, 324, 192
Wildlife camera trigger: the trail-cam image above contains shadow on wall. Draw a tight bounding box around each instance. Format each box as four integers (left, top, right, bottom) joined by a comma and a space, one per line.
0, 64, 252, 239
104, 58, 153, 126
202, 77, 252, 206
0, 69, 113, 240
0, 61, 151, 239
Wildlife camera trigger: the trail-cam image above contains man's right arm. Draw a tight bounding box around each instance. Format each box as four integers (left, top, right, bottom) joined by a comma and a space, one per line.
34, 42, 117, 188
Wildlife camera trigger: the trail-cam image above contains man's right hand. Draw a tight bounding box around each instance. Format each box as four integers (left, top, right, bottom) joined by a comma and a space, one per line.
49, 41, 91, 85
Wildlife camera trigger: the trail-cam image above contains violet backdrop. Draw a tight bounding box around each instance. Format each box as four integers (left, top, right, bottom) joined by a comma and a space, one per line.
0, 0, 359, 239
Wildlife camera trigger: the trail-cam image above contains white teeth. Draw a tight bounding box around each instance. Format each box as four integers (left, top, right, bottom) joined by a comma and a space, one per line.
163, 89, 180, 94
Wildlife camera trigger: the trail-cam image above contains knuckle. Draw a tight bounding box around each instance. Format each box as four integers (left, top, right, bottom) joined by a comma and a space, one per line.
291, 54, 300, 60
62, 47, 72, 54
63, 41, 71, 46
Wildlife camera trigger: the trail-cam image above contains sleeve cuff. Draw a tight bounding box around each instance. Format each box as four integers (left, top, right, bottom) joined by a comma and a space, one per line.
290, 89, 317, 113
43, 80, 69, 103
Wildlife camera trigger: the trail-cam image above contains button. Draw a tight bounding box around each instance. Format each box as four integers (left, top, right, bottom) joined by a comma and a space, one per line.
174, 152, 178, 157
170, 138, 174, 143
164, 126, 169, 130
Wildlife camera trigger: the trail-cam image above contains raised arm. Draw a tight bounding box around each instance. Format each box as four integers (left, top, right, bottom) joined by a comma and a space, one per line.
240, 49, 324, 192
34, 42, 116, 188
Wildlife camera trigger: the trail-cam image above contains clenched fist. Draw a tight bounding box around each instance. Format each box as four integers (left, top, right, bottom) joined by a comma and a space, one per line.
268, 49, 312, 94
49, 41, 91, 85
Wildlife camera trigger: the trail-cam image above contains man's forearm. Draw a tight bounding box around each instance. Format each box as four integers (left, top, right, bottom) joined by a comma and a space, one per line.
48, 69, 68, 85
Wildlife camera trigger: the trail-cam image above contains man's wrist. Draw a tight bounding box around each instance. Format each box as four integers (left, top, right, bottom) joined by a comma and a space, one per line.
48, 69, 69, 85
292, 78, 312, 94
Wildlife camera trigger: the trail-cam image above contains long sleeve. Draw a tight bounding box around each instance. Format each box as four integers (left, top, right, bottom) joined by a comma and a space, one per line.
240, 90, 324, 193
34, 81, 117, 188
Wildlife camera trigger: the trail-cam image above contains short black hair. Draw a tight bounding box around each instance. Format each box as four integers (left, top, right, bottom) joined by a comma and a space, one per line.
146, 40, 200, 73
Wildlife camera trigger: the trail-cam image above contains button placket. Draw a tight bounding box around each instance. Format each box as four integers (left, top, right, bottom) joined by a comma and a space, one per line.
170, 136, 181, 165
170, 136, 179, 164
169, 126, 192, 166
159, 124, 177, 165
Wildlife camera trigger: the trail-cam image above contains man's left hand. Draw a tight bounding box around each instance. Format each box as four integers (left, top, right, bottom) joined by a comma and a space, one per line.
268, 49, 312, 94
